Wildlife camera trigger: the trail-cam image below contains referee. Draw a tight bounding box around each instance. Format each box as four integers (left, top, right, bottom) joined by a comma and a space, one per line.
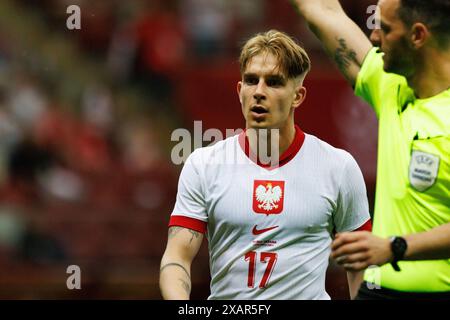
291, 0, 449, 299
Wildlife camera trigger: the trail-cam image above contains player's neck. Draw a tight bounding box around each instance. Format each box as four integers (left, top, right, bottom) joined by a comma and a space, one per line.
409, 49, 450, 99
278, 125, 296, 156
246, 125, 296, 160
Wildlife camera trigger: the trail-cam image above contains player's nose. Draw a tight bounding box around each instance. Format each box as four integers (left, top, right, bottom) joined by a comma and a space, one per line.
253, 80, 267, 101
370, 29, 381, 47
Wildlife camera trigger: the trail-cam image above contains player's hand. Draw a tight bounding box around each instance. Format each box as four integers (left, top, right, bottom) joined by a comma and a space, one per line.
331, 231, 393, 271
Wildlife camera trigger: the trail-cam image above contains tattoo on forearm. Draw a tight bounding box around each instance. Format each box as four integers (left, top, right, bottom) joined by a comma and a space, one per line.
160, 262, 190, 279
334, 38, 358, 72
179, 278, 191, 295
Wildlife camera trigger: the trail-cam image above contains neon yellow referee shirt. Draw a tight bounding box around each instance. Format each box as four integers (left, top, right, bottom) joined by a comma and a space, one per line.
355, 47, 450, 292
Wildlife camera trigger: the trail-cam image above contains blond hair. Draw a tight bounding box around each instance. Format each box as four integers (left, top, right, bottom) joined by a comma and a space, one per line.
239, 30, 311, 79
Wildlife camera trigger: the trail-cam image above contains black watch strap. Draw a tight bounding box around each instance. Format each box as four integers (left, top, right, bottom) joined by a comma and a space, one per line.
390, 236, 407, 272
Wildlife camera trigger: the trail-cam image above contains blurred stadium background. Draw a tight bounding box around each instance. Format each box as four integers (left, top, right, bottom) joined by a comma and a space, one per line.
0, 0, 377, 299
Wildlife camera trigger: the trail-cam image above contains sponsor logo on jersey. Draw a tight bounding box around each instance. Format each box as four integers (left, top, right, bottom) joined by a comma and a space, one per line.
252, 240, 277, 247
252, 225, 279, 235
409, 150, 440, 192
253, 180, 284, 214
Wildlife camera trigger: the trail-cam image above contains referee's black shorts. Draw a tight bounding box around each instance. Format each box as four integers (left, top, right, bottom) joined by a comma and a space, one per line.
356, 281, 450, 300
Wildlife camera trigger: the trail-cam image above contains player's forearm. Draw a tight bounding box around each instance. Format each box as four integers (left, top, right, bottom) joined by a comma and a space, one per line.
292, 0, 352, 58
290, 0, 372, 85
291, 0, 344, 23
159, 261, 192, 300
346, 270, 364, 300
160, 227, 204, 299
403, 223, 450, 261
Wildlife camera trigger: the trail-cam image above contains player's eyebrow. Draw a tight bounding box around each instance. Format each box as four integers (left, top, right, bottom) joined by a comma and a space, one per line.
243, 73, 286, 82
266, 74, 286, 83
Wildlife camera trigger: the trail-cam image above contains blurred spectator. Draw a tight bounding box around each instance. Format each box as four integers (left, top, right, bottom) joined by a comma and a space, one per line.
35, 100, 114, 176
76, 1, 116, 55
38, 165, 85, 203
117, 117, 177, 211
180, 0, 232, 59
81, 83, 115, 133
0, 206, 68, 265
17, 219, 68, 265
227, 0, 266, 50
7, 72, 47, 132
0, 88, 21, 183
0, 207, 25, 255
119, 119, 164, 175
129, 0, 186, 103
2, 135, 54, 205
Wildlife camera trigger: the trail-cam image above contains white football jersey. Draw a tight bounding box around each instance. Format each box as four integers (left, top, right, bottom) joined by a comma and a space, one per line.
169, 126, 370, 300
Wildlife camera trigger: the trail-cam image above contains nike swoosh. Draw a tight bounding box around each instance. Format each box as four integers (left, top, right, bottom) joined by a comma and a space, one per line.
252, 225, 279, 235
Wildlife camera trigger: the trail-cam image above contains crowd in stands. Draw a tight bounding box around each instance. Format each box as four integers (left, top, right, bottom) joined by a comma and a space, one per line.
0, 0, 376, 299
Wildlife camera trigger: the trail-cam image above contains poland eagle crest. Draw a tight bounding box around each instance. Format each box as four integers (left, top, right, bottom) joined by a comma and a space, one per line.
253, 180, 285, 214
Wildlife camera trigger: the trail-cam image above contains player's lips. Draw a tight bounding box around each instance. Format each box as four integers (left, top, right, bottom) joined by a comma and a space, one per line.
250, 105, 268, 119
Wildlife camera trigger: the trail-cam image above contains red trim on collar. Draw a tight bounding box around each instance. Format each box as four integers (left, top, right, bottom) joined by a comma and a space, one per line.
238, 125, 305, 170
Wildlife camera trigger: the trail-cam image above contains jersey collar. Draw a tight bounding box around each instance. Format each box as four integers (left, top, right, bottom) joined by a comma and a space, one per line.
238, 125, 306, 170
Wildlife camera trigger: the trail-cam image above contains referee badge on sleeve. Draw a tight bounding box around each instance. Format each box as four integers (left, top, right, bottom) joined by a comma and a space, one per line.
409, 150, 440, 192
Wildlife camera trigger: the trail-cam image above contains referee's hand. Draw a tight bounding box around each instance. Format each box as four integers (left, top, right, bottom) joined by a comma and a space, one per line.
331, 231, 393, 271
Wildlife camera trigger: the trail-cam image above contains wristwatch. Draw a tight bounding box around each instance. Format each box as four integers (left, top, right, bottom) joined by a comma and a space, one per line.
390, 236, 407, 272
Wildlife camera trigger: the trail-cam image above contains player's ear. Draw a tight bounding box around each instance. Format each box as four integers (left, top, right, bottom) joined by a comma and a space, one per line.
237, 81, 243, 104
410, 22, 429, 49
293, 85, 306, 108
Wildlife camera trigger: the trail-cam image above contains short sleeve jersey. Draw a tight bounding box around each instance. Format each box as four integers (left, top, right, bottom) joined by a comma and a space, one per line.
169, 126, 370, 299
355, 48, 450, 292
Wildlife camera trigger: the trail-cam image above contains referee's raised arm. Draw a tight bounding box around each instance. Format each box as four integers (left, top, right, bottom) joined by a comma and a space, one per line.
290, 0, 373, 86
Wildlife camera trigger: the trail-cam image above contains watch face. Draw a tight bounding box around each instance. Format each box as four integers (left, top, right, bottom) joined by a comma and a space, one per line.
392, 237, 407, 257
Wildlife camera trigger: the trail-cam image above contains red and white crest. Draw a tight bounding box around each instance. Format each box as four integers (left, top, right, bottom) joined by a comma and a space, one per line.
253, 180, 285, 215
